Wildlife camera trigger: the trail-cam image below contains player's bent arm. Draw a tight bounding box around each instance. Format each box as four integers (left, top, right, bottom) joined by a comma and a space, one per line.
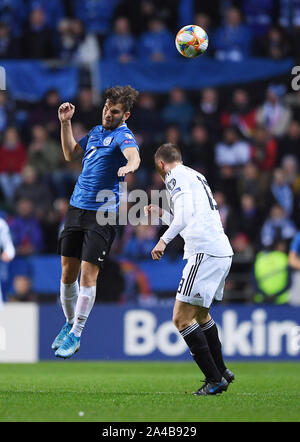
118, 148, 141, 177
61, 120, 81, 161
288, 251, 300, 270
160, 192, 193, 245
122, 147, 141, 173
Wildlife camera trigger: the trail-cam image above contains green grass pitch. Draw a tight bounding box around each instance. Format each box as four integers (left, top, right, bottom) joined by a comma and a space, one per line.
0, 361, 299, 422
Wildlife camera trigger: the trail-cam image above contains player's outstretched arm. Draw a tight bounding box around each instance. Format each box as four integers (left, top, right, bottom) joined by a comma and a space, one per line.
118, 147, 141, 177
58, 102, 81, 161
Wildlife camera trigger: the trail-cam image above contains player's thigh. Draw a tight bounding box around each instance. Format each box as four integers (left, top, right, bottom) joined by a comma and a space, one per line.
176, 254, 231, 309
61, 256, 81, 284
81, 228, 116, 268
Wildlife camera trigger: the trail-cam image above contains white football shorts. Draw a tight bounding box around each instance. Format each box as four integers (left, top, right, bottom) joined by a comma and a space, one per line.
176, 253, 232, 308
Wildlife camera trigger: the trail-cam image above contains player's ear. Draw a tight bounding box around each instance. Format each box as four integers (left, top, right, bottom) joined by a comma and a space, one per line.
123, 111, 130, 122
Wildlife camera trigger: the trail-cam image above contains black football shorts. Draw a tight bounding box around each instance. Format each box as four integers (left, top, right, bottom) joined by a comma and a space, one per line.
58, 205, 117, 268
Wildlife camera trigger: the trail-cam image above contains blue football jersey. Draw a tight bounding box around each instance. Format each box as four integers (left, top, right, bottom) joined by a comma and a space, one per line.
70, 123, 139, 211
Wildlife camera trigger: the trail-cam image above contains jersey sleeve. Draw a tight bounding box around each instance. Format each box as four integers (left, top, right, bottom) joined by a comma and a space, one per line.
78, 133, 89, 151
117, 131, 139, 153
165, 168, 192, 202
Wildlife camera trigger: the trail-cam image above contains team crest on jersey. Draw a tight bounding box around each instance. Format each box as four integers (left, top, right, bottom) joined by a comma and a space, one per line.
167, 178, 176, 191
103, 137, 112, 146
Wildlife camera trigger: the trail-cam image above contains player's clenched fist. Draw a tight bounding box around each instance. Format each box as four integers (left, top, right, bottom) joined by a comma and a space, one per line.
151, 238, 166, 261
144, 204, 162, 218
58, 102, 75, 123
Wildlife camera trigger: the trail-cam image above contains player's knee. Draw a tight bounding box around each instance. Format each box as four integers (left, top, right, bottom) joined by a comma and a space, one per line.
173, 313, 193, 332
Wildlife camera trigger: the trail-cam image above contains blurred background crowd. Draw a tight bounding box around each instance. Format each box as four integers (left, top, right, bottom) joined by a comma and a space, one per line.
1, 0, 300, 305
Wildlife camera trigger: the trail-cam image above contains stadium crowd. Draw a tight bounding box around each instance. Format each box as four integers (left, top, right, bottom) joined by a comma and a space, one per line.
1, 0, 300, 304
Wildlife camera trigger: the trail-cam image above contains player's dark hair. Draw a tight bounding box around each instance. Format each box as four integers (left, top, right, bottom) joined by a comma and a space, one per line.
104, 85, 139, 112
154, 143, 182, 163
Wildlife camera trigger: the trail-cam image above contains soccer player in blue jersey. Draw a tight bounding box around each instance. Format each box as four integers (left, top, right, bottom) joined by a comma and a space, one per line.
52, 85, 140, 358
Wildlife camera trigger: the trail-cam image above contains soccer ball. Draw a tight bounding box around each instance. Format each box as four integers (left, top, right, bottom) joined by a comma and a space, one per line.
175, 25, 208, 58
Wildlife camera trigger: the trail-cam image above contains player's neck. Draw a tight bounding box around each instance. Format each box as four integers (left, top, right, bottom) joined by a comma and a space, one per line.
164, 161, 182, 175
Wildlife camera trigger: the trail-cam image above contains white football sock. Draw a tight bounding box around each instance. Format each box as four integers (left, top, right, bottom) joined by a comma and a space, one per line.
71, 286, 96, 337
60, 280, 79, 324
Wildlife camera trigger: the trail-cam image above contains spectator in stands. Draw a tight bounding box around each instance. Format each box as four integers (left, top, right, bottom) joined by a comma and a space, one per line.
116, 0, 179, 35
103, 16, 137, 62
279, 0, 300, 29
250, 125, 278, 171
276, 120, 300, 165
73, 88, 101, 130
0, 22, 20, 58
138, 17, 176, 61
288, 230, 300, 306
23, 6, 54, 58
221, 88, 257, 138
14, 165, 53, 211
268, 168, 294, 216
256, 84, 292, 137
74, 0, 119, 41
214, 126, 251, 167
53, 197, 69, 238
281, 155, 300, 194
253, 238, 290, 304
161, 87, 194, 138
130, 92, 162, 142
260, 204, 296, 248
28, 89, 61, 139
0, 126, 26, 201
55, 18, 82, 61
0, 91, 15, 133
225, 232, 254, 303
259, 25, 291, 59
212, 7, 252, 61
8, 197, 44, 255
214, 165, 240, 210
194, 87, 221, 137
124, 225, 158, 261
187, 124, 214, 183
238, 193, 262, 247
213, 190, 237, 238
164, 125, 186, 153
242, 0, 275, 37
0, 0, 26, 38
285, 90, 300, 122
55, 18, 100, 64
27, 0, 65, 30
27, 125, 63, 177
7, 275, 37, 303
237, 162, 270, 211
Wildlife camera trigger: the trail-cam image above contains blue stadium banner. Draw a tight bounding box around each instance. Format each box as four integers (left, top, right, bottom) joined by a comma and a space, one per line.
99, 57, 294, 92
39, 304, 300, 361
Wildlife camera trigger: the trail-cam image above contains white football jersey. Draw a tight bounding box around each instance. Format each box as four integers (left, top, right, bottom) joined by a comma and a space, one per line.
164, 164, 233, 259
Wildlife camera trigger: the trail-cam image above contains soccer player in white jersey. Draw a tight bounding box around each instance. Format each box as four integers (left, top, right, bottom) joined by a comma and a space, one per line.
145, 143, 234, 396
0, 218, 15, 310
